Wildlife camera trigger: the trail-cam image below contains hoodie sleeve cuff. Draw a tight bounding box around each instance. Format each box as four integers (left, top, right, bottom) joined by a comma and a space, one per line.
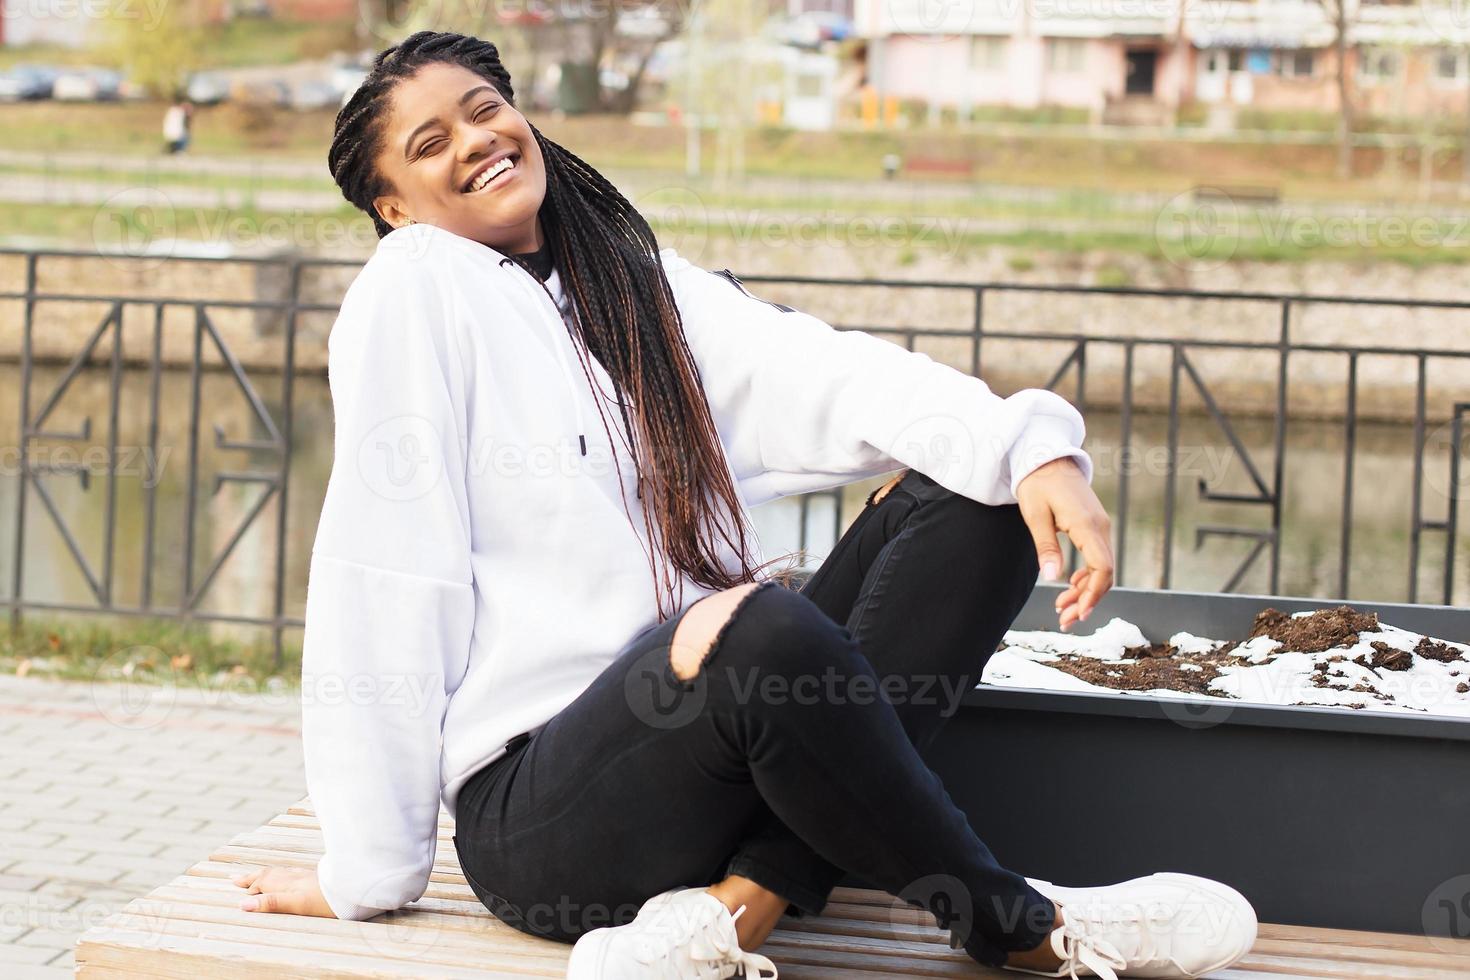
1007, 414, 1094, 499
314, 851, 386, 922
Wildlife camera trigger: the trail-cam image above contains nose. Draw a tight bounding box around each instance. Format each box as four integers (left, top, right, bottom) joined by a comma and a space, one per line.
455, 120, 496, 163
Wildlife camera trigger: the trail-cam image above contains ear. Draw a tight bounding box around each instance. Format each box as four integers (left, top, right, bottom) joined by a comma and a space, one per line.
373, 195, 413, 230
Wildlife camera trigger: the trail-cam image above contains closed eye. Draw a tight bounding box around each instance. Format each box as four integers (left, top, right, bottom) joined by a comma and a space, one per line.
413, 103, 500, 160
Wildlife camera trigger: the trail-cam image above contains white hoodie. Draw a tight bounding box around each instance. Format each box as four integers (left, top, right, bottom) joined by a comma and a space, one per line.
301, 222, 1092, 921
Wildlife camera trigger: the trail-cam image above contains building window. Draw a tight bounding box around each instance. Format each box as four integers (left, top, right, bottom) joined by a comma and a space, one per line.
971, 35, 1006, 72
1045, 37, 1087, 74
1227, 49, 1244, 72
1275, 49, 1315, 77
1358, 47, 1400, 83
1435, 48, 1467, 83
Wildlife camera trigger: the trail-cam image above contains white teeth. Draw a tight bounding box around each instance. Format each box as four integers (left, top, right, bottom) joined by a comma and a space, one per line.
468, 157, 514, 193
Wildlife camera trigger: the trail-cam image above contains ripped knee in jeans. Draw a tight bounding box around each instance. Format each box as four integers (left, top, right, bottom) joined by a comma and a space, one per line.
668, 580, 776, 682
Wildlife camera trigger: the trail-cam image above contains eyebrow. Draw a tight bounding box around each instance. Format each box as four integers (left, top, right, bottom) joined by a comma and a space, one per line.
402, 85, 500, 159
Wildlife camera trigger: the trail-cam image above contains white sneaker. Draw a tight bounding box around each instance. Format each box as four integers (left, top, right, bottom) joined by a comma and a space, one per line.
566, 886, 779, 979
1004, 872, 1257, 979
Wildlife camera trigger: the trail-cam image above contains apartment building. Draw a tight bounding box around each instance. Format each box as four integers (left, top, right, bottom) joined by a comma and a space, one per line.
853, 0, 1470, 121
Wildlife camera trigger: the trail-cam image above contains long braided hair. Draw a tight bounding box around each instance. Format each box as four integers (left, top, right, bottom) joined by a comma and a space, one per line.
329, 31, 788, 620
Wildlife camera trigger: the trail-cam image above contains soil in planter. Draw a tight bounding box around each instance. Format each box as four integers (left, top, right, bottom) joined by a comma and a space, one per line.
987, 605, 1470, 717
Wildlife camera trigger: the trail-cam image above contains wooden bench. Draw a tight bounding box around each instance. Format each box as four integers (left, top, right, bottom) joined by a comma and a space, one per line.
75, 797, 1470, 977
1191, 184, 1281, 206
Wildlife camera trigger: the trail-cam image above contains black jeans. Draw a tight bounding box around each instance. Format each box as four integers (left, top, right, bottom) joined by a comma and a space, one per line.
452, 468, 1057, 967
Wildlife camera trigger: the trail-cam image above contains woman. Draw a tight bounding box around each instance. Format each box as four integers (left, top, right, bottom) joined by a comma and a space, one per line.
230, 31, 1257, 980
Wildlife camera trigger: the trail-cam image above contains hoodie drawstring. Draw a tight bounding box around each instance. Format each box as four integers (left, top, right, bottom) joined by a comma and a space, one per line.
500, 257, 587, 456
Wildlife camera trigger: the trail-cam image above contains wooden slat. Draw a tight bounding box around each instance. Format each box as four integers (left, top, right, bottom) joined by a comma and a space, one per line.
75, 799, 1470, 978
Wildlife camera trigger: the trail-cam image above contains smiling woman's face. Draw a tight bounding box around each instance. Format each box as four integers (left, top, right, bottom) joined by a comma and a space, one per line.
371, 62, 547, 253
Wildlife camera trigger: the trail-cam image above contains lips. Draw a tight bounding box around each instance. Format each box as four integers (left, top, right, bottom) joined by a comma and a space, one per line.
462, 152, 519, 194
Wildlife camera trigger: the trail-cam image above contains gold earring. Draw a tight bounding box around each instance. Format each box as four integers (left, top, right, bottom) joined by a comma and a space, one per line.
406, 218, 416, 226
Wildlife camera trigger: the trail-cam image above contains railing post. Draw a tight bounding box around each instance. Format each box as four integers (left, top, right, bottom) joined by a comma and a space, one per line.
1447, 405, 1466, 605
1270, 300, 1290, 595
9, 254, 38, 638
140, 304, 164, 610
271, 260, 303, 670
182, 305, 204, 618
1338, 352, 1358, 599
1115, 342, 1135, 588
1162, 345, 1182, 589
971, 286, 984, 379
1409, 355, 1427, 603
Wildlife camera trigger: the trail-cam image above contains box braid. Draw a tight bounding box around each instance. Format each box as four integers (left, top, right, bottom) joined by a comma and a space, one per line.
329, 31, 794, 619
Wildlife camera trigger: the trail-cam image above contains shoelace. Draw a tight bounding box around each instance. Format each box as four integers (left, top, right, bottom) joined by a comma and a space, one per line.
634, 902, 779, 978
1052, 916, 1129, 980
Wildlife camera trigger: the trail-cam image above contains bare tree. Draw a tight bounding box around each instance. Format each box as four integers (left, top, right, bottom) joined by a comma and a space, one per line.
592, 0, 690, 113
1315, 0, 1359, 179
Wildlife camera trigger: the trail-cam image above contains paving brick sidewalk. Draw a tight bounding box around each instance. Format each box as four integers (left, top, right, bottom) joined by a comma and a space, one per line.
0, 674, 304, 977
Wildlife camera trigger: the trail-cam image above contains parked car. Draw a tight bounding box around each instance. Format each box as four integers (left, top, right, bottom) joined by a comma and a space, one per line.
0, 64, 59, 101
330, 65, 368, 106
288, 79, 337, 111
186, 72, 230, 106
616, 7, 672, 39
774, 12, 853, 47
232, 79, 290, 107
52, 67, 124, 102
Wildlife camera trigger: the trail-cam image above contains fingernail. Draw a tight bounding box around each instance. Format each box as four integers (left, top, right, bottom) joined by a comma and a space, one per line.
1080, 608, 1091, 621
1042, 561, 1059, 581
240, 897, 257, 911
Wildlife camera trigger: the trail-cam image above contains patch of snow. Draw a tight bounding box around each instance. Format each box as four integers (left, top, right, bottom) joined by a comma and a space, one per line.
1000, 618, 1148, 660
986, 612, 1470, 718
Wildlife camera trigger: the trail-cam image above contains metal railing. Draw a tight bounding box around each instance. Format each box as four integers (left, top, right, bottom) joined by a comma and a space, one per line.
748, 273, 1470, 608
2, 247, 1467, 665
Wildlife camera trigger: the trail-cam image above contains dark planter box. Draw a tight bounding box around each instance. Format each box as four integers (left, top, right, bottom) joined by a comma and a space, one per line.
912, 586, 1470, 939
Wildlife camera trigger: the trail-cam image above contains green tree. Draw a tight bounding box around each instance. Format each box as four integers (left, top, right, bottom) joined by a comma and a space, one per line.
99, 0, 207, 99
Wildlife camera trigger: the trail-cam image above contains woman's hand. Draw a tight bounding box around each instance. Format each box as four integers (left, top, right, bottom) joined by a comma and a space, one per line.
1014, 457, 1114, 631
231, 866, 337, 918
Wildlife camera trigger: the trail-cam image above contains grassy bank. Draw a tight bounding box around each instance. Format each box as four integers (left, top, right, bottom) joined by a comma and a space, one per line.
9, 197, 1470, 269
4, 101, 1470, 203
2, 614, 300, 688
